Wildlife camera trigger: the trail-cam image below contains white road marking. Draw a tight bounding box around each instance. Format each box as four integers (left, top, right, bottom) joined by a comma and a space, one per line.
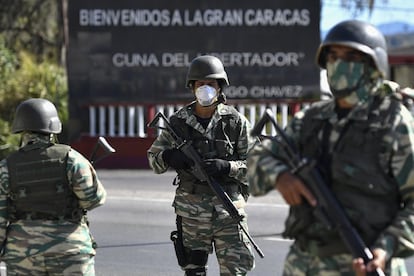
107, 195, 287, 208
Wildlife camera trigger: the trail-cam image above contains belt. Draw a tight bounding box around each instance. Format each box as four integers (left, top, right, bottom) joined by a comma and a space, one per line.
179, 181, 240, 196
11, 209, 86, 223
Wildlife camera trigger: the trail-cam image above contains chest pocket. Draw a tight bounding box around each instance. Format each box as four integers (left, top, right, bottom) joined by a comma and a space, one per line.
213, 115, 239, 160
331, 121, 397, 197
333, 95, 400, 199
174, 114, 240, 160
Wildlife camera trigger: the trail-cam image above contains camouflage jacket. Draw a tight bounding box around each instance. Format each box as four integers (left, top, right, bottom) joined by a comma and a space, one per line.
0, 134, 107, 259
147, 102, 257, 221
248, 90, 414, 259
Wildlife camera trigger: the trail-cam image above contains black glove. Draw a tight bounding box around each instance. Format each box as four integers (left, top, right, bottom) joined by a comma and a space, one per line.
203, 159, 230, 177
162, 149, 194, 170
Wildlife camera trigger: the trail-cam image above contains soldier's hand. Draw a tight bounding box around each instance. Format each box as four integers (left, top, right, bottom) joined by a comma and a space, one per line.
352, 248, 386, 276
162, 149, 194, 170
353, 258, 366, 276
275, 171, 317, 206
203, 159, 230, 176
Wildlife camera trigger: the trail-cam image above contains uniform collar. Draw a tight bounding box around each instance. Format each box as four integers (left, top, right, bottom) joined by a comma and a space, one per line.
181, 102, 231, 118
312, 98, 374, 122
176, 102, 230, 135
20, 132, 52, 147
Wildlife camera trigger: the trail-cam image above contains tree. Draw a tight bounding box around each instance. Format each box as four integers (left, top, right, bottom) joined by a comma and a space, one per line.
338, 0, 386, 17
0, 0, 64, 64
0, 0, 68, 158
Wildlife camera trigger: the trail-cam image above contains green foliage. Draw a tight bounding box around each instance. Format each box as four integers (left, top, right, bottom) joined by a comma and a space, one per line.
0, 38, 68, 159
0, 38, 18, 87
0, 0, 63, 64
0, 0, 68, 159
0, 119, 19, 156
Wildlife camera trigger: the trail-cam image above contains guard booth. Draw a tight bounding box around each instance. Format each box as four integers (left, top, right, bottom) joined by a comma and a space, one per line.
66, 0, 322, 169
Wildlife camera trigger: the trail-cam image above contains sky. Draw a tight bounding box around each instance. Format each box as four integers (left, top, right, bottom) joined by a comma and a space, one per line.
321, 0, 414, 32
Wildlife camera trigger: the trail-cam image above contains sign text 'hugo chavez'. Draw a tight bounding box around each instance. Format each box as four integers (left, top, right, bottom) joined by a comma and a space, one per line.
67, 0, 321, 103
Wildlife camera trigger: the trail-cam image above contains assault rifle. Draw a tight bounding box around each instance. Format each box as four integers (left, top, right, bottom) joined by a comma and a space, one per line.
148, 112, 264, 258
251, 109, 384, 276
89, 136, 116, 165
86, 137, 115, 249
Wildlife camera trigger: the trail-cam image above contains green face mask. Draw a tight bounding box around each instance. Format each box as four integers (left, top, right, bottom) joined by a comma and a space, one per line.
326, 59, 382, 105
326, 59, 367, 96
327, 59, 381, 105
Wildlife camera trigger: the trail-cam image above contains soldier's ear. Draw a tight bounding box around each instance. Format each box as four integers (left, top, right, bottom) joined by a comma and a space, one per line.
218, 92, 226, 104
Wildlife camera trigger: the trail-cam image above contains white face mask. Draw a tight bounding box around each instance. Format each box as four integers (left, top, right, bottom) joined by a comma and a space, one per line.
195, 85, 218, 106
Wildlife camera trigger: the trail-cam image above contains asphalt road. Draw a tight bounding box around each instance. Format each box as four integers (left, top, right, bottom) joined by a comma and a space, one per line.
89, 169, 291, 275
87, 169, 414, 276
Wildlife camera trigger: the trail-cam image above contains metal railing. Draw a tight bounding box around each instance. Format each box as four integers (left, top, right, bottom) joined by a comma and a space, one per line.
88, 101, 312, 138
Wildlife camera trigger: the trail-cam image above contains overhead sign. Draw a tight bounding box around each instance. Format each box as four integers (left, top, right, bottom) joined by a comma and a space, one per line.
67, 0, 321, 104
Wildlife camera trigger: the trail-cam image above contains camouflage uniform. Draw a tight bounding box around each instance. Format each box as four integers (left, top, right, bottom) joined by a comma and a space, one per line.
148, 102, 256, 275
248, 83, 414, 275
0, 133, 107, 275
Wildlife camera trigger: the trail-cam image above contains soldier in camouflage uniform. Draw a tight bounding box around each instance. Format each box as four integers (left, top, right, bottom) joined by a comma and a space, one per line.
147, 55, 256, 276
0, 98, 106, 275
247, 20, 414, 276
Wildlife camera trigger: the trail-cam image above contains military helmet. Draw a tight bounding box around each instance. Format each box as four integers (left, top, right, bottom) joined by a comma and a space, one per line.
12, 98, 62, 134
316, 20, 388, 77
185, 55, 229, 88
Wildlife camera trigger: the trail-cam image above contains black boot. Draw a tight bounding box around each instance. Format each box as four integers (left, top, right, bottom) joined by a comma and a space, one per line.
185, 267, 207, 276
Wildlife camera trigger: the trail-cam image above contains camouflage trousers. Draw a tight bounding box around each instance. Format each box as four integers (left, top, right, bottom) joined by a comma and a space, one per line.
4, 253, 95, 276
282, 242, 408, 276
180, 214, 255, 276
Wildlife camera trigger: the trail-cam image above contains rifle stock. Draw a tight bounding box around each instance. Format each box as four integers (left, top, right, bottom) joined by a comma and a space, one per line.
148, 112, 264, 258
252, 108, 384, 276
89, 136, 116, 164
